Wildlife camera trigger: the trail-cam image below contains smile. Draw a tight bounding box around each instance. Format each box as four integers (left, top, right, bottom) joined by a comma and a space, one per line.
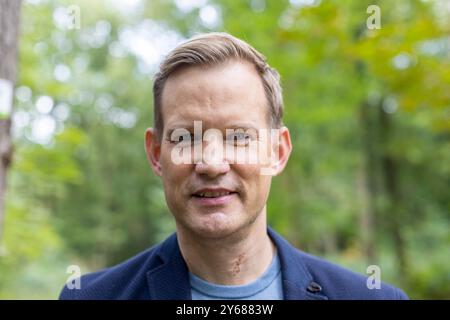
194, 191, 233, 198
191, 188, 237, 205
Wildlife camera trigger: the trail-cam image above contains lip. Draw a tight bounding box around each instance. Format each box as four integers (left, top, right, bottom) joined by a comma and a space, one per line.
191, 188, 237, 206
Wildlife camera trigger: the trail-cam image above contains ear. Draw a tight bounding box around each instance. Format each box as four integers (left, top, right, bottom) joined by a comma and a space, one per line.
263, 126, 292, 176
145, 128, 162, 177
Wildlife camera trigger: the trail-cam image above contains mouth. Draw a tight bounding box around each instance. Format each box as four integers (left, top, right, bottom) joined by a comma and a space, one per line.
192, 189, 236, 198
191, 188, 238, 206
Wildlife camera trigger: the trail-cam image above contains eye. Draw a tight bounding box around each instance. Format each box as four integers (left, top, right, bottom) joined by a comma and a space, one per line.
177, 133, 191, 142
227, 131, 251, 146
171, 132, 194, 146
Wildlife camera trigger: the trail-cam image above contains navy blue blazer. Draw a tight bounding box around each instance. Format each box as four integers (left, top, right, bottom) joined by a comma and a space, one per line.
59, 228, 408, 300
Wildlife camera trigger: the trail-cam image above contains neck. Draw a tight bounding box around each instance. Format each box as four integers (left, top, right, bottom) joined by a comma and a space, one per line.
177, 209, 275, 285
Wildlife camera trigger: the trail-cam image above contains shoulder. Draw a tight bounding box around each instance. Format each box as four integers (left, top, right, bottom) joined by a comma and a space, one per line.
59, 241, 164, 300
296, 249, 408, 300
268, 228, 408, 300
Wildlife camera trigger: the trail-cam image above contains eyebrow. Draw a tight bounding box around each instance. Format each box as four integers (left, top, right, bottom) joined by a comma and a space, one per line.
166, 122, 260, 132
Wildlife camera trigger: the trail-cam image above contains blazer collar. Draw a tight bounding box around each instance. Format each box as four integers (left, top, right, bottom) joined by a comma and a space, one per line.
267, 228, 328, 300
146, 228, 328, 300
146, 233, 192, 300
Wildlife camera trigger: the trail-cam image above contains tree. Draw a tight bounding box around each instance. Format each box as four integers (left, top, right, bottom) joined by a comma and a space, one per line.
1, 0, 447, 298
0, 0, 22, 244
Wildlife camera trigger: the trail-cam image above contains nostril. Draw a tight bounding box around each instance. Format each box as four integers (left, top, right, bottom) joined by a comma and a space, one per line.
194, 162, 230, 176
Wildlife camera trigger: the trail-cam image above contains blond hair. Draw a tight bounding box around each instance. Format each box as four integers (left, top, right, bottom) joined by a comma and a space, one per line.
152, 32, 284, 139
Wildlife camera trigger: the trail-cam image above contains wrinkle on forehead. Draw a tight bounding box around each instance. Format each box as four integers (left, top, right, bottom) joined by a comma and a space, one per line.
161, 60, 269, 128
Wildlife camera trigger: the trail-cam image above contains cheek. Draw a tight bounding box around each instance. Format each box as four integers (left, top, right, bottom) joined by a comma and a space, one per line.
160, 146, 189, 176
161, 167, 189, 216
160, 152, 191, 197
255, 175, 272, 199
235, 164, 271, 200
163, 165, 191, 192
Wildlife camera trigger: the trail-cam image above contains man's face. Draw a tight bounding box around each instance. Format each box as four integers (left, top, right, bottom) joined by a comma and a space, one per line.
146, 60, 291, 239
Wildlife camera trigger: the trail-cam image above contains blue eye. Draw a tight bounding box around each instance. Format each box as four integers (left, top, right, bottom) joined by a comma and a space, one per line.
234, 132, 246, 140
228, 132, 251, 146
172, 133, 194, 145
178, 134, 191, 142
171, 132, 203, 146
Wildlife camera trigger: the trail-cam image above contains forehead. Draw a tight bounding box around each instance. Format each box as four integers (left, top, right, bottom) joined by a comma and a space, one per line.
161, 60, 268, 129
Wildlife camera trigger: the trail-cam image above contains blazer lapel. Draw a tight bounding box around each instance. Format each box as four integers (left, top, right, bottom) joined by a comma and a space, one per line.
268, 228, 328, 300
146, 234, 192, 300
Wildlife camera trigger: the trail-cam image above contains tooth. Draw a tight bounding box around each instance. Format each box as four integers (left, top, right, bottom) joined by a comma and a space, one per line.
196, 191, 232, 198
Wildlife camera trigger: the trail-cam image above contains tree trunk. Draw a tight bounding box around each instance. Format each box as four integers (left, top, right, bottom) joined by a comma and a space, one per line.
0, 0, 22, 244
358, 101, 378, 264
379, 107, 407, 279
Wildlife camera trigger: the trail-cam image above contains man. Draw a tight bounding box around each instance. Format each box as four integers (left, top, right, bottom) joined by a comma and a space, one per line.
60, 32, 408, 300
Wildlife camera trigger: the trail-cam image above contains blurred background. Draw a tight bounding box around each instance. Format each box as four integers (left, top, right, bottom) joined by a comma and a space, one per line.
0, 0, 448, 299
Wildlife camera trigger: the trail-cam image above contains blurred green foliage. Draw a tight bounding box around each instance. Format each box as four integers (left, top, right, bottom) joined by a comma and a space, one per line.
0, 0, 448, 299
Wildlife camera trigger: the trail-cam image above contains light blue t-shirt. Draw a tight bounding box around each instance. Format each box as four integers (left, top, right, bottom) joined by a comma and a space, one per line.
189, 254, 283, 300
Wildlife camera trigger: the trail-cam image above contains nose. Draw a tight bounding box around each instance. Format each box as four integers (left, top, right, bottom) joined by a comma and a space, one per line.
195, 161, 230, 177
194, 137, 230, 178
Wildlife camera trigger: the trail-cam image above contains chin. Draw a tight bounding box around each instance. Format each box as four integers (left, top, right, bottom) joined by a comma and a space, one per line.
188, 212, 244, 239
